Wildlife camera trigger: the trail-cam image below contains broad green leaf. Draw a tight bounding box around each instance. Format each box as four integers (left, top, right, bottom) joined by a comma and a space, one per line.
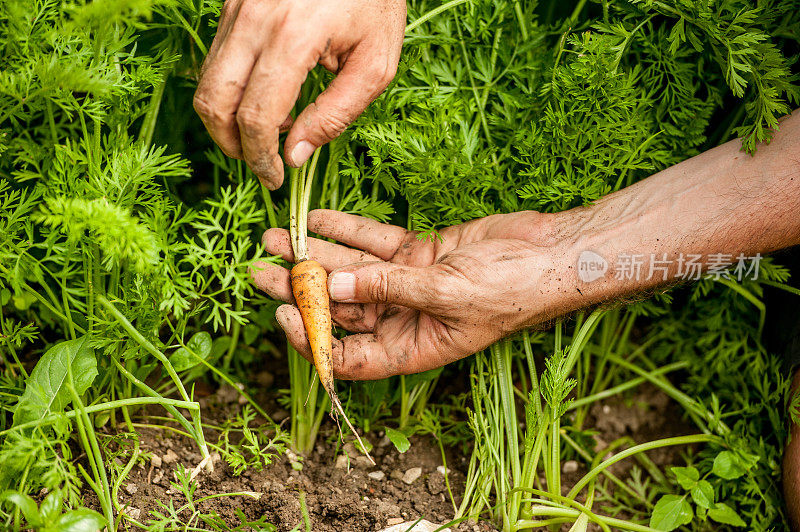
211, 336, 232, 359
40, 490, 63, 523
712, 451, 746, 480
50, 508, 106, 532
13, 292, 36, 311
243, 323, 260, 345
690, 480, 715, 509
650, 495, 693, 531
13, 336, 97, 426
384, 427, 411, 453
0, 491, 42, 528
671, 466, 699, 490
169, 332, 212, 372
708, 503, 746, 527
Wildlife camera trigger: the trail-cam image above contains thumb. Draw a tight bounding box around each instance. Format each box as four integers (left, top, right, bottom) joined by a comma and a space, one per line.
284, 47, 397, 167
327, 262, 440, 310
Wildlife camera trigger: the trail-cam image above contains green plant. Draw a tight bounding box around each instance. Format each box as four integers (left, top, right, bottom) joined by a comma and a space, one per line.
144, 464, 271, 532
0, 489, 105, 532
1, 0, 798, 530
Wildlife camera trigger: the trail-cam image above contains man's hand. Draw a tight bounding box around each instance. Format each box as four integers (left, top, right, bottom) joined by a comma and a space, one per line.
194, 0, 406, 189
251, 110, 800, 380
251, 210, 574, 379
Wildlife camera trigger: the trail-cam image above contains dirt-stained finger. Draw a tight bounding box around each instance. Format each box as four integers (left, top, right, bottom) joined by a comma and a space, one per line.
236, 33, 318, 189
275, 304, 312, 356
307, 210, 409, 260
331, 302, 377, 333
262, 228, 381, 270
194, 6, 264, 160
250, 261, 293, 303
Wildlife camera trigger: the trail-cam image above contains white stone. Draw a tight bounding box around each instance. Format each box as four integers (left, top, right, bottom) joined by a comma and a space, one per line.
402, 467, 422, 485
562, 460, 579, 474
378, 520, 450, 532
368, 471, 386, 481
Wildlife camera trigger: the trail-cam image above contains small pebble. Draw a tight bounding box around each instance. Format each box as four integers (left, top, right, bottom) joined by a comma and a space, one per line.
402, 467, 422, 485
387, 517, 404, 526
390, 469, 404, 481
272, 409, 289, 422
162, 449, 179, 464
124, 483, 138, 495
124, 507, 141, 520
150, 455, 162, 468
377, 519, 450, 532
368, 471, 386, 481
436, 465, 446, 475
355, 456, 374, 468
562, 460, 579, 474
378, 436, 392, 448
343, 442, 358, 456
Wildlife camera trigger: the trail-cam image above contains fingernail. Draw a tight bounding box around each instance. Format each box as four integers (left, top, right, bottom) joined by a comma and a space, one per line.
328, 272, 355, 301
290, 140, 315, 167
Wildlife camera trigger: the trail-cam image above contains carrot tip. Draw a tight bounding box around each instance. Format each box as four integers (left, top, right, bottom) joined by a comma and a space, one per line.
331, 393, 376, 466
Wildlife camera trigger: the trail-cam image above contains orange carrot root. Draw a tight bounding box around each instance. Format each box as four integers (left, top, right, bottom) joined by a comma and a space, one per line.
291, 259, 375, 465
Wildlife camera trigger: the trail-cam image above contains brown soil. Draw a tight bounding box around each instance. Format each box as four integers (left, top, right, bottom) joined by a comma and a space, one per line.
106, 425, 489, 532
86, 378, 692, 532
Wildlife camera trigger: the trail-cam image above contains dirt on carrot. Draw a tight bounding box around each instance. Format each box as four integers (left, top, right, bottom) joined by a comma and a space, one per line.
291, 258, 375, 465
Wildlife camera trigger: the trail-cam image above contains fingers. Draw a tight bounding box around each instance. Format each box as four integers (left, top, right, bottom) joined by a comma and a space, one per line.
328, 262, 443, 310
251, 262, 377, 331
307, 210, 408, 260
194, 5, 261, 159
275, 305, 398, 380
262, 228, 380, 268
284, 44, 399, 167
276, 305, 312, 355
250, 261, 293, 302
236, 43, 317, 190
330, 302, 378, 333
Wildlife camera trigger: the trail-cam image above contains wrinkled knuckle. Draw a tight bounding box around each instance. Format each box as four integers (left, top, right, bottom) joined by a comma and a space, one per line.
366, 269, 392, 304
426, 269, 457, 306
367, 60, 397, 97
317, 112, 349, 140
236, 106, 265, 137
193, 93, 218, 121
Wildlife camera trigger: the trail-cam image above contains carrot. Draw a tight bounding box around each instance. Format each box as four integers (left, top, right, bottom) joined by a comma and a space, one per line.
290, 260, 375, 466
288, 149, 374, 464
